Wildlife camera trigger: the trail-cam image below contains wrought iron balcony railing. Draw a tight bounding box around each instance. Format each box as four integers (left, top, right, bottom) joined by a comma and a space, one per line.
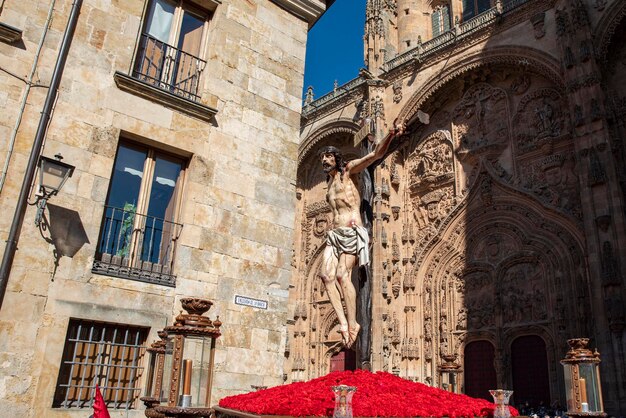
301, 0, 534, 115
132, 33, 206, 102
382, 0, 531, 72
301, 76, 366, 118
93, 205, 183, 287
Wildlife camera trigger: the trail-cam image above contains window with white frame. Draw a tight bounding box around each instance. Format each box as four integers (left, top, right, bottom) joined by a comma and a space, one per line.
52, 319, 149, 410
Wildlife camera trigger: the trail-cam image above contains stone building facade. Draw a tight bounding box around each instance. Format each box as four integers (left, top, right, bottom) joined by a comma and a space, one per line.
291, 0, 626, 414
0, 0, 331, 416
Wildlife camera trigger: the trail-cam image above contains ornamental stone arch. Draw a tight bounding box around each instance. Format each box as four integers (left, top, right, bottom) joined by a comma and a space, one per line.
396, 46, 564, 127
298, 118, 361, 165
502, 325, 559, 402
372, 52, 583, 397
412, 168, 588, 395
593, 0, 626, 63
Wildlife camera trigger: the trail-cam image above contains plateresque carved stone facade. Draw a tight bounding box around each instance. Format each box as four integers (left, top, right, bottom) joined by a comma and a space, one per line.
0, 0, 331, 416
291, 0, 626, 413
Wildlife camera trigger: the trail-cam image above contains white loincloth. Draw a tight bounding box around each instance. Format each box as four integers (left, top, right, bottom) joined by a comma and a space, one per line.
325, 226, 370, 267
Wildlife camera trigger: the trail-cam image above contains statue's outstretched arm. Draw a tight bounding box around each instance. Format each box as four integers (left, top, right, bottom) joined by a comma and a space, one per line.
347, 121, 405, 174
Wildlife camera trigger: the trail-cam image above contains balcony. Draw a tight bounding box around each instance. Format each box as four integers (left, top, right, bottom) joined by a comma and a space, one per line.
133, 33, 205, 102
382, 0, 535, 73
92, 205, 183, 287
113, 33, 217, 122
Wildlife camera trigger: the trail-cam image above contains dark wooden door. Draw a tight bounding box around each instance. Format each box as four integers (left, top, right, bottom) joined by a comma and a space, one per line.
330, 349, 356, 372
511, 335, 550, 408
464, 340, 497, 401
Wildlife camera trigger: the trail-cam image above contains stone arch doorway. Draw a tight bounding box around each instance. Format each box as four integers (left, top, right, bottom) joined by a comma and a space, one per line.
464, 340, 497, 401
330, 349, 357, 372
511, 335, 550, 408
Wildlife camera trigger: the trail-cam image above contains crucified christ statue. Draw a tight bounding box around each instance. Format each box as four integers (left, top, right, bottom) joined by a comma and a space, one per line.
318, 121, 405, 348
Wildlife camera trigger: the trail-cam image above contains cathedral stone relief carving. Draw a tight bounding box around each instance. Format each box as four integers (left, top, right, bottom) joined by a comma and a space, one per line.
313, 214, 329, 238
470, 233, 519, 265
292, 60, 595, 393
406, 131, 456, 240
302, 200, 332, 268
513, 88, 568, 155
393, 80, 403, 103
500, 262, 548, 325
408, 131, 454, 191
530, 12, 546, 39
453, 83, 509, 160
462, 271, 496, 330
510, 73, 531, 95
518, 153, 581, 220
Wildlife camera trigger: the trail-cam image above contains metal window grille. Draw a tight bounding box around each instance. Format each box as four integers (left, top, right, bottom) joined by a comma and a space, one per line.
92, 205, 182, 287
132, 33, 206, 102
52, 319, 148, 410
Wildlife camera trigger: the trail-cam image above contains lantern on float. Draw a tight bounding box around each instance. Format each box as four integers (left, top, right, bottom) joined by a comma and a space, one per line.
438, 353, 462, 394
560, 338, 605, 417
144, 298, 221, 418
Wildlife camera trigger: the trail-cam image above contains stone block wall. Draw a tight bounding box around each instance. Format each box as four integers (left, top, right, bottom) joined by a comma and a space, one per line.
0, 0, 321, 415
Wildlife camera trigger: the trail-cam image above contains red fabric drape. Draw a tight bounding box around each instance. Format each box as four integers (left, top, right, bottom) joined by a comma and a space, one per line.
93, 385, 111, 418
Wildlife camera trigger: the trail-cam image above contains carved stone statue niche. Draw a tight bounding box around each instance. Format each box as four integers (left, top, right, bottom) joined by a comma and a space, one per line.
408, 131, 454, 193
519, 153, 580, 218
514, 88, 568, 154
453, 83, 509, 159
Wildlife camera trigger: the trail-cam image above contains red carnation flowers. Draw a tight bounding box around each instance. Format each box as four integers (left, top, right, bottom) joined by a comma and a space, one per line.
219, 370, 519, 417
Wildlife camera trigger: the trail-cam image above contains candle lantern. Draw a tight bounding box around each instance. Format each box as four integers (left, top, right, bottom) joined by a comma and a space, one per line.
560, 338, 605, 417
141, 331, 170, 418
438, 354, 462, 394
143, 331, 170, 401
150, 298, 221, 418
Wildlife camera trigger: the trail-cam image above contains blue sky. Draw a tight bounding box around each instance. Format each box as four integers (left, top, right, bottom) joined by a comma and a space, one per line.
302, 0, 367, 99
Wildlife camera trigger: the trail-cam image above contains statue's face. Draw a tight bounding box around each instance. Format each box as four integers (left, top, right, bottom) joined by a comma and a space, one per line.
320, 152, 337, 174
545, 167, 560, 186
427, 202, 439, 220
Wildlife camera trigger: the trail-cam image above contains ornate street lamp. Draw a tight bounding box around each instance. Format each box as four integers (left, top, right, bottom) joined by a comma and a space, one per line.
438, 353, 462, 394
35, 153, 74, 226
560, 338, 605, 417
145, 298, 221, 418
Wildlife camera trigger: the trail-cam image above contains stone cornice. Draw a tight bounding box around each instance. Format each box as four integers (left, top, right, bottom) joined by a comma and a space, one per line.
0, 22, 22, 44
113, 71, 217, 123
269, 0, 332, 27
301, 76, 366, 121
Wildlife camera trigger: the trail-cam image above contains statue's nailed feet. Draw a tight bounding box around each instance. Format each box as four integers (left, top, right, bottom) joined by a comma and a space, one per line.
338, 324, 350, 347
343, 323, 360, 348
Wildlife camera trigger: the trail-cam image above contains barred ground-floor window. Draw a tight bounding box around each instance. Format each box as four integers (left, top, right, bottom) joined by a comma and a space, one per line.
52, 319, 149, 409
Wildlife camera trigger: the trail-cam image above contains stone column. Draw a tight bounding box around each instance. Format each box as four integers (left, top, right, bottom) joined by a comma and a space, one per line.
555, 0, 626, 410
